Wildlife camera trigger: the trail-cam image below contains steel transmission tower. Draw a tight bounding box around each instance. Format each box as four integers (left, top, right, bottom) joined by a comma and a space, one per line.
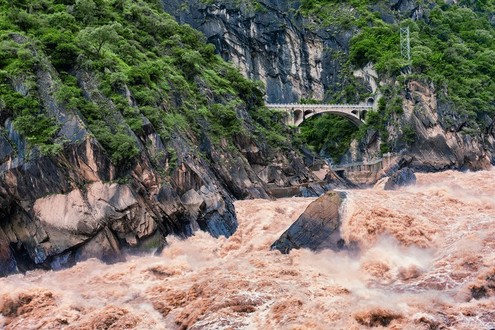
400, 26, 411, 62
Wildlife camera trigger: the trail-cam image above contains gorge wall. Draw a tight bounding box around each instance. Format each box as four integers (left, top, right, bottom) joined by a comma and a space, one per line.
342, 80, 495, 171
1, 0, 494, 277
0, 1, 325, 277
163, 0, 495, 171
162, 0, 353, 103
0, 52, 320, 276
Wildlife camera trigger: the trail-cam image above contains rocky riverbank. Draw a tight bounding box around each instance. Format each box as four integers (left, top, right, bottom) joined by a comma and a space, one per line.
1, 169, 494, 329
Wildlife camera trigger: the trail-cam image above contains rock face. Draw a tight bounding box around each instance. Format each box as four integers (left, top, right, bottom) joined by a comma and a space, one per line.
271, 191, 345, 254
342, 80, 495, 172
0, 119, 319, 275
384, 168, 417, 190
404, 81, 494, 171
161, 0, 352, 103
164, 1, 495, 173
0, 37, 321, 276
0, 241, 17, 277
2, 0, 493, 276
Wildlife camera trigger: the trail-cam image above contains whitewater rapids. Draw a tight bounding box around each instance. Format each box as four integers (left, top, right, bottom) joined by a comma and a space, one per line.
1, 170, 494, 329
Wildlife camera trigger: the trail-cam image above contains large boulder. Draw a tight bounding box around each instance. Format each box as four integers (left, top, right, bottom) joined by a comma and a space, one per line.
271, 191, 346, 254
384, 168, 416, 190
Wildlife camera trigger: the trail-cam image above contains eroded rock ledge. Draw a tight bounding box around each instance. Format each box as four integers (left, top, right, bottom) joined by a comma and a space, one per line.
0, 130, 320, 276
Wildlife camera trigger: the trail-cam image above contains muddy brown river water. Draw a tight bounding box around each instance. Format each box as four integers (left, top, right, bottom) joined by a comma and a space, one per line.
1, 169, 494, 329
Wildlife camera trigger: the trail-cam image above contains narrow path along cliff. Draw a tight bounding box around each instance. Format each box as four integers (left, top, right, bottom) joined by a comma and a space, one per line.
1, 169, 494, 329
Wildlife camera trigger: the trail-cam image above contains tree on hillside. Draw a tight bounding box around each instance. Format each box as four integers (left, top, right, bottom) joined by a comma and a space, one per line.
77, 23, 121, 57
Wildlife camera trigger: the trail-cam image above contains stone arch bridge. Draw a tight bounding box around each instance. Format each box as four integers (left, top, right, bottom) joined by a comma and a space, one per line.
267, 103, 373, 127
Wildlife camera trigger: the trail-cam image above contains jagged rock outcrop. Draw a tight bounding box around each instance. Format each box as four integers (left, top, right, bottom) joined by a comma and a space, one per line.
0, 240, 17, 276
384, 168, 416, 190
0, 32, 321, 276
404, 81, 493, 171
0, 115, 319, 274
342, 80, 494, 172
271, 191, 345, 254
162, 0, 352, 103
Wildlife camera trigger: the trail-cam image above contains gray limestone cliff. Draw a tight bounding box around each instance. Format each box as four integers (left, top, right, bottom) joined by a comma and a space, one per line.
162, 0, 495, 173
162, 0, 353, 103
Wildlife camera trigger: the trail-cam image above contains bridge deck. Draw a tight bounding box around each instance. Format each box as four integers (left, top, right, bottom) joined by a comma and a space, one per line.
267, 104, 371, 109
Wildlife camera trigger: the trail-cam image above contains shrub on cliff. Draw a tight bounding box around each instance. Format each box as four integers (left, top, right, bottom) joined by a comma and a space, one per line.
295, 0, 494, 156
0, 0, 286, 164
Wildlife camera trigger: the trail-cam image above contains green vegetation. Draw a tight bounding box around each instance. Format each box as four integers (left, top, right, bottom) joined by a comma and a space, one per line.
296, 0, 495, 157
0, 37, 62, 155
199, 0, 266, 13
349, 5, 495, 127
0, 0, 282, 164
299, 115, 358, 160
297, 98, 359, 160
299, 0, 375, 29
2, 0, 492, 164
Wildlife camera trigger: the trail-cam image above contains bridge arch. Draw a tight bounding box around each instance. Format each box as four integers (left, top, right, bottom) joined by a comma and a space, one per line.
303, 110, 364, 127
303, 110, 315, 124
267, 103, 372, 127
360, 110, 368, 121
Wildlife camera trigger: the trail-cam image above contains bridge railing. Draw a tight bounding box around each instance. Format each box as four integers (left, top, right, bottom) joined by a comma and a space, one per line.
267, 103, 372, 109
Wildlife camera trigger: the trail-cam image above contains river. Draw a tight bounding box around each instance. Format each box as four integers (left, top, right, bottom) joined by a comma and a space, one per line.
1, 169, 494, 329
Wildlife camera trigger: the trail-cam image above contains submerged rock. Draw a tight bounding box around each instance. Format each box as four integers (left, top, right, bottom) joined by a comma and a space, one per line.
271, 191, 346, 254
384, 168, 417, 190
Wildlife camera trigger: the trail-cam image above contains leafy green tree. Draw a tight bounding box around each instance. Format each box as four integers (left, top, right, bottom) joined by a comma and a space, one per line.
77, 23, 121, 56
74, 0, 97, 25
13, 109, 60, 151
299, 115, 358, 161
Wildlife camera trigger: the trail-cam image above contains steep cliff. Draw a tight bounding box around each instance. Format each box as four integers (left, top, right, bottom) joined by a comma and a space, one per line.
343, 79, 494, 171
163, 0, 495, 171
0, 0, 322, 275
162, 0, 357, 103
1, 0, 494, 275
